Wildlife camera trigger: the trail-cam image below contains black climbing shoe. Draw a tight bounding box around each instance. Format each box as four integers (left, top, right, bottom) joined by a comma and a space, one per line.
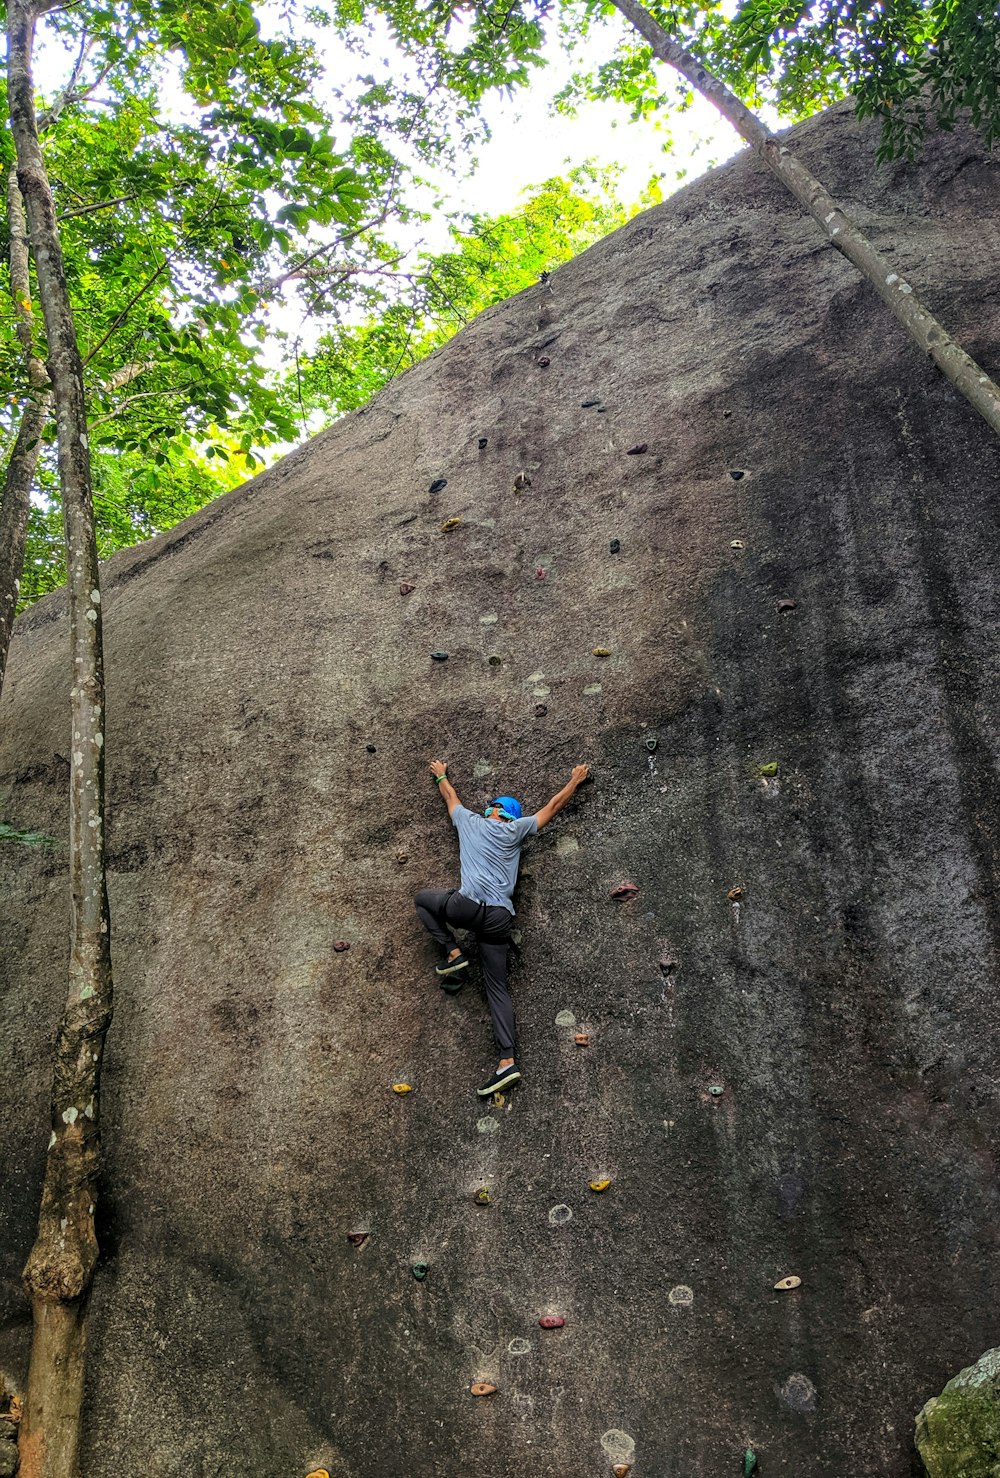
477, 1064, 522, 1096
436, 952, 469, 976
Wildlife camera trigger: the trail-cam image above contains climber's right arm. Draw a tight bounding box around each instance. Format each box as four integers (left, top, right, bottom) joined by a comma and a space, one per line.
429, 759, 461, 818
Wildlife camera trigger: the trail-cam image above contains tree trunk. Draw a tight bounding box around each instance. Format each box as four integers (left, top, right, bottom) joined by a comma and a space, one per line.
611, 0, 1000, 439
6, 2, 114, 1474
0, 394, 50, 700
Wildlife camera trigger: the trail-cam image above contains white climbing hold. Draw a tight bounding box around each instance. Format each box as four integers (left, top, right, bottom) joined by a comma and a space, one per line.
669, 1284, 694, 1307
554, 1009, 576, 1026
477, 1117, 499, 1135
61, 1107, 79, 1125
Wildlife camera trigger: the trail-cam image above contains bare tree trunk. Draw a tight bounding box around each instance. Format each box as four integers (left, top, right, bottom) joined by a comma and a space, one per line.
6, 2, 114, 1474
612, 0, 1000, 439
0, 394, 50, 699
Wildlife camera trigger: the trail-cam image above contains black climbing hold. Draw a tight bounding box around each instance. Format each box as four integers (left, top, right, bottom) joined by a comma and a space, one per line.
347, 1232, 368, 1248
412, 1263, 428, 1281
478, 437, 488, 449
431, 651, 449, 662
581, 400, 600, 408
333, 940, 350, 953
488, 655, 502, 667
534, 703, 547, 718
777, 597, 798, 612
596, 407, 608, 413
728, 469, 745, 481
399, 582, 416, 595
645, 737, 658, 753
609, 539, 621, 554
366, 744, 377, 754
429, 478, 447, 494
627, 443, 648, 455
537, 356, 550, 367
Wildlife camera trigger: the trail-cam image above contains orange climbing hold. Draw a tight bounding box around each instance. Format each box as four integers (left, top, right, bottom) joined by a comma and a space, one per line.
470, 1382, 498, 1397
727, 885, 745, 901
613, 1465, 632, 1477
574, 1032, 590, 1046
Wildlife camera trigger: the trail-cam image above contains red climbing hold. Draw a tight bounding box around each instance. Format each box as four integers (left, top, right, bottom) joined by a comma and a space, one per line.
538, 1315, 566, 1329
399, 582, 416, 595
610, 881, 639, 901
536, 567, 547, 580
333, 940, 350, 952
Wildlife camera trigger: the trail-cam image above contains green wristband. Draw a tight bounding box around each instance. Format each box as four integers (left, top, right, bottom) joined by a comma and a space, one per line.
435, 774, 446, 784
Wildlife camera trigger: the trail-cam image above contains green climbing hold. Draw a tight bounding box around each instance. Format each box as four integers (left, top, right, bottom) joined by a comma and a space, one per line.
708, 1083, 724, 1097
645, 737, 658, 753
412, 1263, 428, 1281
474, 1187, 491, 1206
743, 1448, 758, 1476
756, 761, 779, 777
431, 651, 449, 662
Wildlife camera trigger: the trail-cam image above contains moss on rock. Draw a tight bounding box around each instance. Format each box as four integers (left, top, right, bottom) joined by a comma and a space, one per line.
916, 1349, 1000, 1477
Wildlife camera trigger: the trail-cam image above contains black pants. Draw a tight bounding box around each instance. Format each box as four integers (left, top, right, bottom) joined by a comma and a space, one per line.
414, 888, 516, 1055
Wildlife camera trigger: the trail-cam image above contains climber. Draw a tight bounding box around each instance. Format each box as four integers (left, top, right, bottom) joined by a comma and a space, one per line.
415, 758, 591, 1096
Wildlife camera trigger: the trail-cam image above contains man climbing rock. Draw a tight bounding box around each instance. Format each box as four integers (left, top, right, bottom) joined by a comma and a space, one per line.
415, 759, 591, 1096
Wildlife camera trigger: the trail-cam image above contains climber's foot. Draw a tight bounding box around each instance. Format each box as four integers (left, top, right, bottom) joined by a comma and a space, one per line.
436, 951, 469, 991
477, 1063, 522, 1096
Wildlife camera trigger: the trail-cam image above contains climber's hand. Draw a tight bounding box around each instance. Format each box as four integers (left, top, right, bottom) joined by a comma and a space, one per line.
571, 764, 590, 787
429, 759, 447, 778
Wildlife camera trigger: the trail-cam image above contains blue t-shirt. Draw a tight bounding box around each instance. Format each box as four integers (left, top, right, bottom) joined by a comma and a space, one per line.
452, 804, 538, 915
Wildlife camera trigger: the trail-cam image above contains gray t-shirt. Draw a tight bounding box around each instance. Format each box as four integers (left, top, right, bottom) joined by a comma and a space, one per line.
452, 804, 538, 914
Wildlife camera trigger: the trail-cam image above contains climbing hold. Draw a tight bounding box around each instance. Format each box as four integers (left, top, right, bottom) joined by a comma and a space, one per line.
440, 517, 462, 532
399, 582, 416, 595
743, 1450, 758, 1476
727, 885, 744, 901
610, 881, 639, 901
333, 940, 350, 952
609, 538, 620, 553
535, 567, 547, 580
537, 356, 550, 367
613, 1467, 632, 1478
774, 1274, 802, 1291
346, 1232, 369, 1248
366, 743, 377, 754
668, 1284, 694, 1307
597, 407, 608, 413
471, 1382, 497, 1397
306, 1470, 331, 1478
534, 703, 547, 717
555, 1009, 576, 1026
492, 1092, 505, 1107
574, 1032, 590, 1047
488, 655, 502, 667
392, 1083, 413, 1094
538, 1314, 566, 1329
707, 1083, 725, 1097
645, 737, 658, 752
396, 851, 408, 865
474, 1187, 491, 1206
429, 478, 447, 494
411, 1263, 428, 1281
589, 1178, 611, 1193
730, 539, 745, 550
478, 437, 488, 449
728, 469, 746, 481
777, 597, 798, 612
592, 646, 612, 657
548, 1204, 573, 1225
431, 650, 449, 662
626, 443, 648, 455
513, 471, 532, 491
756, 761, 778, 777
581, 400, 600, 407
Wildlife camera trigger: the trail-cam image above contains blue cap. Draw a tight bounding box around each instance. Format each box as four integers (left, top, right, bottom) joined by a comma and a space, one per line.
487, 795, 522, 820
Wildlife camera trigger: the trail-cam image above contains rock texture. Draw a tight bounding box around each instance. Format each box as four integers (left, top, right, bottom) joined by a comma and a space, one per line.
916, 1349, 1000, 1477
3, 101, 1000, 1477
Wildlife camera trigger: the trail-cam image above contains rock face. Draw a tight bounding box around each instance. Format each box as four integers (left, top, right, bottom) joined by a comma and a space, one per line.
3, 101, 1000, 1477
916, 1350, 1000, 1477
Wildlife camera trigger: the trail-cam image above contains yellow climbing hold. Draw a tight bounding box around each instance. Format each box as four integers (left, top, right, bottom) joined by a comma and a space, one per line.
589, 1178, 612, 1193
774, 1274, 802, 1291
474, 1186, 491, 1205
592, 647, 612, 657
440, 517, 462, 532
391, 1083, 413, 1094
306, 1470, 330, 1478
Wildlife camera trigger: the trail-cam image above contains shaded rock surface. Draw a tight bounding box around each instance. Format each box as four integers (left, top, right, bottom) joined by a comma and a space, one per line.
3, 101, 1000, 1476
916, 1350, 1000, 1477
